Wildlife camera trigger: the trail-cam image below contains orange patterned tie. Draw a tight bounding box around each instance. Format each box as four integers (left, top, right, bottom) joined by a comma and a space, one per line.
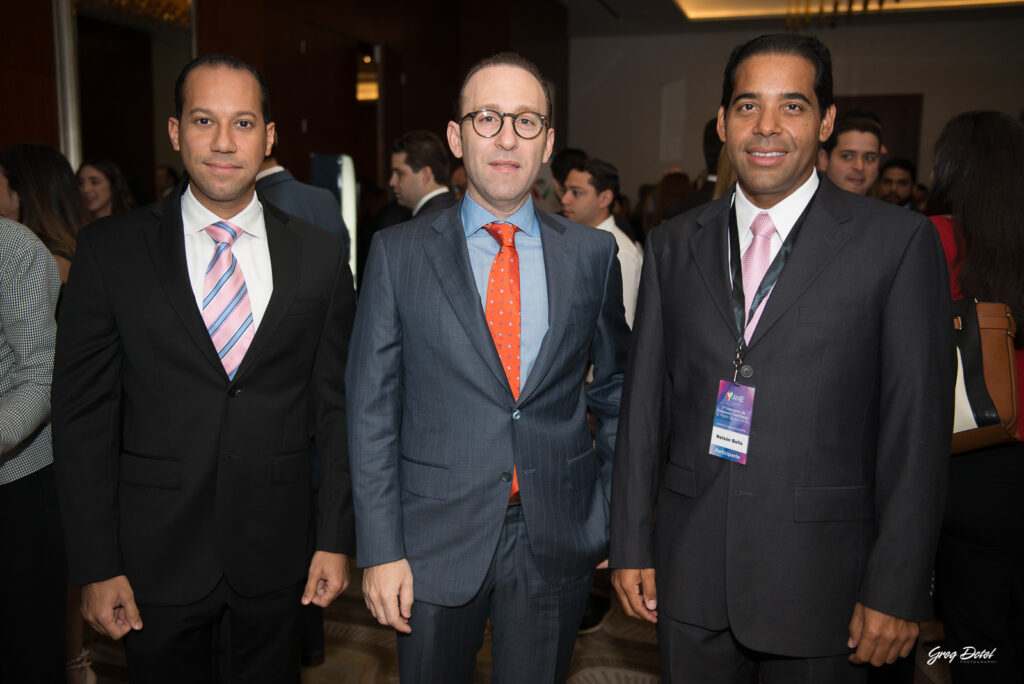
484, 222, 521, 499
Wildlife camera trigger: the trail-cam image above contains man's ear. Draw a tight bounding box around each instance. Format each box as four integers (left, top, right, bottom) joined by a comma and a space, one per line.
168, 117, 181, 151
447, 121, 464, 159
597, 188, 614, 211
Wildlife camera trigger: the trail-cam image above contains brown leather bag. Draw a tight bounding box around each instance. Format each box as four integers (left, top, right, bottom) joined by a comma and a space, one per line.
951, 300, 1018, 454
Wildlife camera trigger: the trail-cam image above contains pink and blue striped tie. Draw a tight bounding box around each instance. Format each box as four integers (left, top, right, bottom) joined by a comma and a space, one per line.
202, 221, 254, 380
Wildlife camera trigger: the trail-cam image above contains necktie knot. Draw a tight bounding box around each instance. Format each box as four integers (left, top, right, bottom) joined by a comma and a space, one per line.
484, 222, 518, 249
205, 220, 243, 246
749, 212, 776, 240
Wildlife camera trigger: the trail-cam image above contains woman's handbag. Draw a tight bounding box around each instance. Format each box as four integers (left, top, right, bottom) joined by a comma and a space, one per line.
951, 299, 1018, 454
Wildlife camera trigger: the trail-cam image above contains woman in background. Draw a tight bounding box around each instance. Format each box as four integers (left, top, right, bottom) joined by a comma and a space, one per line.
0, 144, 78, 283
77, 156, 135, 222
0, 143, 94, 684
927, 110, 1024, 683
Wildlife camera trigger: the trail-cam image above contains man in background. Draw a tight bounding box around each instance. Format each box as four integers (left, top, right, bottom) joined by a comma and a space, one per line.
817, 112, 883, 195
389, 130, 456, 218
878, 158, 918, 208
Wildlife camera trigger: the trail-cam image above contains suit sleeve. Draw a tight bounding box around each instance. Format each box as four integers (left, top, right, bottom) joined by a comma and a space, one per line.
859, 217, 954, 620
52, 228, 127, 585
587, 236, 630, 504
609, 233, 671, 569
312, 247, 357, 554
345, 234, 406, 567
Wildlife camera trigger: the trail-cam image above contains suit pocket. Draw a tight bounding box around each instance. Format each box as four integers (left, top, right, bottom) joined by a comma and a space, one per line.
399, 457, 449, 500
663, 462, 696, 497
568, 447, 601, 491
271, 451, 309, 485
120, 451, 182, 490
793, 485, 873, 522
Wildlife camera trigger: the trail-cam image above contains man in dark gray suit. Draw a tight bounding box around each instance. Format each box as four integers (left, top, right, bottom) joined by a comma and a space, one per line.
348, 52, 629, 682
610, 34, 953, 683
256, 147, 348, 247
388, 130, 457, 218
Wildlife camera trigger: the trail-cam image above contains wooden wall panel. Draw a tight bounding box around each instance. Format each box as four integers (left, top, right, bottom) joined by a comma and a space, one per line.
0, 3, 59, 148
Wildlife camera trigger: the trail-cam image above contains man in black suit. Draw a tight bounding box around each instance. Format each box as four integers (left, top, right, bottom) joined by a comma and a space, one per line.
610, 34, 953, 683
672, 117, 722, 214
53, 54, 355, 683
389, 130, 457, 219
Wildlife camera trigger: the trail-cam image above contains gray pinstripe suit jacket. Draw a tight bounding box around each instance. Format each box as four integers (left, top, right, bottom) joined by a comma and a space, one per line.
347, 202, 629, 605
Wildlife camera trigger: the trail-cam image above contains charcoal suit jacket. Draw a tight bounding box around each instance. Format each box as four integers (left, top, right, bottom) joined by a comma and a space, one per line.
610, 176, 955, 657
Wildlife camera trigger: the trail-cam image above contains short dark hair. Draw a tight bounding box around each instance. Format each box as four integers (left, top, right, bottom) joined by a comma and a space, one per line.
550, 148, 588, 186
701, 118, 723, 173
392, 130, 451, 185
174, 54, 272, 123
880, 157, 916, 181
456, 52, 552, 124
575, 158, 620, 200
721, 33, 833, 118
822, 114, 883, 154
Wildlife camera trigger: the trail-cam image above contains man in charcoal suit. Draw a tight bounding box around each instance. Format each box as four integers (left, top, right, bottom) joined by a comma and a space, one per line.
610, 34, 953, 683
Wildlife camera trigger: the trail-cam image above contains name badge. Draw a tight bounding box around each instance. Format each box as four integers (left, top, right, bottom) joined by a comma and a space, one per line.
709, 380, 755, 465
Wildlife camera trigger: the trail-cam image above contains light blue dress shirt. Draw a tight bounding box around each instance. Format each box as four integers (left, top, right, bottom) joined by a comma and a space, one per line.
461, 195, 549, 392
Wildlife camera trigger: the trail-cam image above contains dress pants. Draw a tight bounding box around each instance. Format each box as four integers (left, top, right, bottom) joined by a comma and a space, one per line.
657, 614, 869, 684
0, 464, 66, 684
396, 505, 593, 683
124, 576, 303, 684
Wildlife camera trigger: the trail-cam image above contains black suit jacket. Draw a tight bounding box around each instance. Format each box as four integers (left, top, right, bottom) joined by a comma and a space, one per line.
52, 189, 356, 604
610, 177, 954, 657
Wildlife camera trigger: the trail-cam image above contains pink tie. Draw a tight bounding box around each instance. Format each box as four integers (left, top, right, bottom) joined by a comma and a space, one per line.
202, 221, 255, 380
741, 212, 777, 343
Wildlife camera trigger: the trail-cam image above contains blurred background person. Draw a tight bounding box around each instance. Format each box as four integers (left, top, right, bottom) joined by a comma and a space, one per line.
0, 143, 93, 683
927, 110, 1024, 684
643, 169, 692, 236
154, 163, 180, 198
817, 112, 883, 196
0, 143, 79, 283
77, 157, 136, 223
877, 157, 918, 209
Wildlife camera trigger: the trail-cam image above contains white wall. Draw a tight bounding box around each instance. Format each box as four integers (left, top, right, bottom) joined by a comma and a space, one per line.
568, 13, 1024, 202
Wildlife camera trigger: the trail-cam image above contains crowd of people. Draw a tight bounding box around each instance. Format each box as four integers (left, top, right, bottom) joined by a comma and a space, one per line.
0, 30, 1021, 684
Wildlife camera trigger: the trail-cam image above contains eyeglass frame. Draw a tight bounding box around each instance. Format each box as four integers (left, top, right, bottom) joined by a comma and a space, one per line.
457, 108, 550, 140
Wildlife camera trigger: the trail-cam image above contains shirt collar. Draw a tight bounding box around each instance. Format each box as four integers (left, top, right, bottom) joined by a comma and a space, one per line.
734, 170, 819, 242
412, 187, 450, 216
181, 184, 266, 239
255, 165, 285, 182
461, 193, 540, 238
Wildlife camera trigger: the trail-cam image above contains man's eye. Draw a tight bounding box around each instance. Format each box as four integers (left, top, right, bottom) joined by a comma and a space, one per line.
865, 155, 878, 163
783, 103, 802, 112
237, 120, 253, 128
196, 117, 211, 125
840, 153, 853, 161
479, 113, 498, 124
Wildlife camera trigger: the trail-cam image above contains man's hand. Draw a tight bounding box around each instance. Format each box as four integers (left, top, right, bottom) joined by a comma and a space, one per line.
847, 602, 919, 666
362, 558, 414, 634
611, 567, 658, 623
81, 575, 143, 640
301, 551, 351, 608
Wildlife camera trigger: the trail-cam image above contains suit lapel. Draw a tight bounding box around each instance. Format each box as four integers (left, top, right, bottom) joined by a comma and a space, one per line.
145, 194, 226, 377
746, 179, 853, 347
518, 212, 574, 405
423, 206, 512, 395
690, 195, 742, 339
232, 203, 300, 381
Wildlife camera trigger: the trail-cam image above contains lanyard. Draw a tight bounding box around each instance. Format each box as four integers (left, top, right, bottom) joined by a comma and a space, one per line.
727, 193, 815, 380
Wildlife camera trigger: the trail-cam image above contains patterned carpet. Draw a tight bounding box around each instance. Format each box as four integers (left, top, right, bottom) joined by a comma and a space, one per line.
85, 571, 948, 683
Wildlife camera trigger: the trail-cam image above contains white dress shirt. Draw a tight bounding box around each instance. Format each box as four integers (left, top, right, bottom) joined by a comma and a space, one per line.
734, 170, 819, 261
181, 186, 273, 331
593, 214, 643, 328
413, 186, 451, 216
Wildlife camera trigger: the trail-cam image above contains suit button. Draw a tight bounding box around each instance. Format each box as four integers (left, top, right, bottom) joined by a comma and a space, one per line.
500, 472, 512, 482
512, 410, 521, 421
228, 387, 243, 398
739, 365, 754, 379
